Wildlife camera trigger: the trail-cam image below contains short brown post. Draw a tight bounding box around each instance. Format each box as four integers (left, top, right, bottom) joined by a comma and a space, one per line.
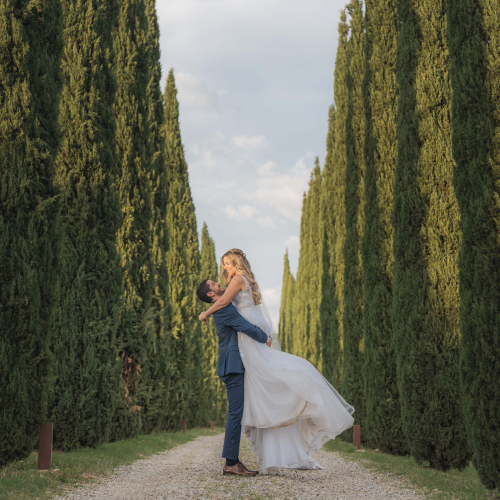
211, 421, 215, 431
353, 425, 361, 450
38, 423, 53, 470
181, 418, 186, 434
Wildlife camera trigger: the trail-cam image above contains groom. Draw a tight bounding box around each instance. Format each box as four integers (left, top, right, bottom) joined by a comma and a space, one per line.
196, 279, 271, 476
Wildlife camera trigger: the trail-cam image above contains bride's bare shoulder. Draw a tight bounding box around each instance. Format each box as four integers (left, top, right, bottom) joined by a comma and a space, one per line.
232, 274, 246, 290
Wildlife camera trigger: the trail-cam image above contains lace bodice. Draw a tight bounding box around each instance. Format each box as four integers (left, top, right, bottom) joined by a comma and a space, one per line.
232, 276, 256, 312
232, 276, 272, 336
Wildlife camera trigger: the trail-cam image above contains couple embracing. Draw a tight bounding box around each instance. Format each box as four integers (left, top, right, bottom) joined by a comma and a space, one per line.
196, 249, 355, 476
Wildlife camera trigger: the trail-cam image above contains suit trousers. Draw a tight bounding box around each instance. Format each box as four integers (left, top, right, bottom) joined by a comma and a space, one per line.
219, 372, 244, 461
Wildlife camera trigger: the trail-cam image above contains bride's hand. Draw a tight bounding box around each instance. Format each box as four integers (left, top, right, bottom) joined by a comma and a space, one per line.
199, 311, 210, 323
266, 336, 272, 347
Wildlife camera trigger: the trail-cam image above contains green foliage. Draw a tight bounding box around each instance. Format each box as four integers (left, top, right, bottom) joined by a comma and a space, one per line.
320, 106, 338, 385
307, 159, 323, 369
200, 223, 220, 425
141, 0, 171, 435
341, 0, 366, 440
291, 164, 322, 368
0, 0, 63, 465
49, 0, 122, 452
279, 251, 295, 355
331, 11, 349, 388
291, 193, 308, 358
393, 0, 471, 471
447, 0, 500, 489
164, 70, 203, 429
361, 0, 407, 454
111, 0, 156, 440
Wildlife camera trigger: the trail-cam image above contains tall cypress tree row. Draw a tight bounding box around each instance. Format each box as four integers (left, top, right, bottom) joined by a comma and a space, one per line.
200, 223, 219, 424
293, 165, 322, 365
331, 10, 349, 388
393, 0, 471, 470
341, 0, 366, 440
140, 0, 171, 434
307, 159, 323, 370
279, 251, 295, 354
447, 0, 500, 488
111, 0, 155, 440
292, 192, 310, 358
320, 106, 338, 385
0, 0, 63, 465
50, 0, 122, 451
361, 0, 406, 454
164, 69, 203, 428
278, 253, 288, 353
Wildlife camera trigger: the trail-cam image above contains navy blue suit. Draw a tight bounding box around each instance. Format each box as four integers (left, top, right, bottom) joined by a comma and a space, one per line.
213, 303, 268, 460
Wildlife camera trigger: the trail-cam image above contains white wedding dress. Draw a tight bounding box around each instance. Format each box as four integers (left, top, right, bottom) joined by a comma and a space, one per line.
233, 276, 355, 474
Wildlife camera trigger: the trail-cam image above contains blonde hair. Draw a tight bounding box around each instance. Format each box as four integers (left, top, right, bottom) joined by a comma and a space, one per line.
221, 249, 262, 305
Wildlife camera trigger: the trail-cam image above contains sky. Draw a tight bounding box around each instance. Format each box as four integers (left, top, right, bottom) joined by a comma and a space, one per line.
156, 0, 347, 327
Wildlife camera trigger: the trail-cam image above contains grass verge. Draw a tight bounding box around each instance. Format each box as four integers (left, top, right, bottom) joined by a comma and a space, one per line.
0, 427, 223, 500
324, 438, 495, 500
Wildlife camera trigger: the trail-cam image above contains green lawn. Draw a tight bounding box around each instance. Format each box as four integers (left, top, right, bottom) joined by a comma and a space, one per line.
324, 438, 496, 500
0, 428, 222, 500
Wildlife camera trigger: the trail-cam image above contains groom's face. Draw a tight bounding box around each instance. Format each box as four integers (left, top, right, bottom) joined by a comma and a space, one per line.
207, 280, 224, 302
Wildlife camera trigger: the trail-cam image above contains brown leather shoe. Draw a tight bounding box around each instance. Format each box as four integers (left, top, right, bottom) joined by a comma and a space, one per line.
239, 461, 259, 475
223, 463, 258, 476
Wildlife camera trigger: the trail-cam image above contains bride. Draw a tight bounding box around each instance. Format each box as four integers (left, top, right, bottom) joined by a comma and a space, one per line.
199, 248, 354, 474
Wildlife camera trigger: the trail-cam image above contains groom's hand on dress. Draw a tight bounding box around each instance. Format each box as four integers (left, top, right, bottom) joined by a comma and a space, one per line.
266, 336, 272, 347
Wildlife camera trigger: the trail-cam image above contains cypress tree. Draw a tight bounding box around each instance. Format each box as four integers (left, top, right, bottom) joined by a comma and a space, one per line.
293, 165, 322, 366
0, 0, 63, 465
50, 0, 122, 450
164, 69, 203, 429
307, 159, 323, 370
279, 251, 295, 354
447, 0, 500, 488
278, 252, 288, 353
331, 10, 349, 388
341, 0, 366, 440
200, 223, 219, 424
393, 0, 471, 470
292, 192, 310, 358
140, 0, 171, 434
361, 0, 407, 454
320, 105, 338, 385
111, 0, 155, 439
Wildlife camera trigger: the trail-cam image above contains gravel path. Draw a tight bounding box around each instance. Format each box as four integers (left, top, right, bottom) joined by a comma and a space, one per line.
58, 433, 422, 500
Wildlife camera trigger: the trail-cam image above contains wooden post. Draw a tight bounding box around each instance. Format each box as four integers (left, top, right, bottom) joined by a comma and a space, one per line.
37, 423, 53, 470
211, 421, 214, 431
181, 418, 186, 434
353, 425, 361, 450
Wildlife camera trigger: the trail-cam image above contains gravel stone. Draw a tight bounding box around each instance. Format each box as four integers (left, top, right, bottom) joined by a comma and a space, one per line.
58, 433, 422, 500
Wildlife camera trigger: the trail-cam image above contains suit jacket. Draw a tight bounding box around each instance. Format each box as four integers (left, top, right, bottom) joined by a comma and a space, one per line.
213, 303, 268, 377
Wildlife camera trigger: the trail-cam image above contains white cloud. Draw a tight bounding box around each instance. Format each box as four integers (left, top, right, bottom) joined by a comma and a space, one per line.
256, 216, 276, 229
258, 161, 278, 176
285, 235, 300, 252
232, 134, 268, 152
175, 73, 223, 112
244, 155, 313, 223
217, 181, 238, 190
222, 204, 258, 220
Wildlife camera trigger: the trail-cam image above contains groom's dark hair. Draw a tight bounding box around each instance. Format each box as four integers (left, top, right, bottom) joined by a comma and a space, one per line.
196, 279, 213, 304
